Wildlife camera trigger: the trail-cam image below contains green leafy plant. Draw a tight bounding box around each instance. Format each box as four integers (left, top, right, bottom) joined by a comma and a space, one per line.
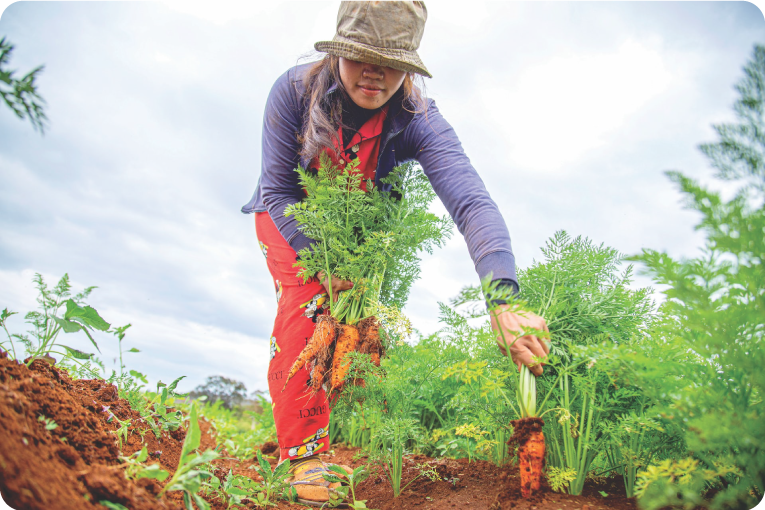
107, 324, 141, 391
600, 411, 670, 498
0, 308, 21, 360
37, 414, 58, 431
119, 446, 169, 482
285, 156, 452, 324
547, 466, 577, 493
249, 449, 295, 507
112, 416, 132, 450
1, 273, 111, 369
204, 469, 262, 509
150, 377, 186, 433
604, 44, 765, 510
99, 502, 128, 510
158, 403, 220, 510
0, 37, 47, 133
323, 464, 373, 509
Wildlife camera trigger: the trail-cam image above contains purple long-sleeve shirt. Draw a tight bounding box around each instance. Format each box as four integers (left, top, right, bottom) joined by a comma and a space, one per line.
241, 63, 518, 286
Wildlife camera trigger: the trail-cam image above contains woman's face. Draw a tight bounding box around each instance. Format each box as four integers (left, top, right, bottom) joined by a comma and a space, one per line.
338, 57, 407, 110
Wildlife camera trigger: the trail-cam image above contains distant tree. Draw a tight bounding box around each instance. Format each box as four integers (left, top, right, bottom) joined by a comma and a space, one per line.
189, 375, 248, 409
0, 36, 47, 133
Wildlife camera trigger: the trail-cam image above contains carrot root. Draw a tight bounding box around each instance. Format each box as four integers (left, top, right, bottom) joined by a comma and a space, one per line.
519, 430, 545, 498
283, 315, 338, 391
330, 324, 360, 392
358, 316, 383, 366
508, 417, 546, 499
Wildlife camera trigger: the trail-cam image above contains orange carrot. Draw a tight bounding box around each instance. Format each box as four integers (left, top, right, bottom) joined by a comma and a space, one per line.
509, 417, 545, 498
519, 429, 545, 498
311, 347, 332, 393
330, 324, 360, 392
283, 315, 337, 391
358, 317, 383, 367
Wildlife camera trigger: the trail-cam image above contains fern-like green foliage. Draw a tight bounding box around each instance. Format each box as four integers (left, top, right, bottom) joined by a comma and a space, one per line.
0, 37, 47, 133
620, 45, 765, 510
518, 231, 655, 354
285, 155, 452, 323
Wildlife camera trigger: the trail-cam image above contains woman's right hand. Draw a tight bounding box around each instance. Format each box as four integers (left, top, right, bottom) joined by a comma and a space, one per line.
316, 271, 354, 294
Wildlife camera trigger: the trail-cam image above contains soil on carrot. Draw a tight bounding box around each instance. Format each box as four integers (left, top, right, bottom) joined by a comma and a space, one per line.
0, 351, 638, 510
508, 417, 545, 449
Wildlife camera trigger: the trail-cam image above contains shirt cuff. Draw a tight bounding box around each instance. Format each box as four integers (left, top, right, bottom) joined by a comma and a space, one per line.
485, 278, 520, 308
475, 250, 518, 283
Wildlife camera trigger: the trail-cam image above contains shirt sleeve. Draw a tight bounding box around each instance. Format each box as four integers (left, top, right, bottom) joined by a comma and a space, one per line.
404, 99, 518, 285
258, 69, 315, 253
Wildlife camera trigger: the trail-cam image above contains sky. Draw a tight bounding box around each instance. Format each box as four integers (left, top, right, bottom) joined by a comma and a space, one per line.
0, 1, 764, 397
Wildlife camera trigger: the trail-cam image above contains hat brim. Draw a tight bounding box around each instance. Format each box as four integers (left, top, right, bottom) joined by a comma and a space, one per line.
315, 35, 432, 78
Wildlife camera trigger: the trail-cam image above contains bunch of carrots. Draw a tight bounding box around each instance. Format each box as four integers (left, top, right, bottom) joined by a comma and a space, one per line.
282, 315, 384, 396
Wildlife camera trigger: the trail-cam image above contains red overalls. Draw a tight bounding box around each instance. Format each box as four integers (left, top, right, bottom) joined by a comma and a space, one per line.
255, 106, 388, 461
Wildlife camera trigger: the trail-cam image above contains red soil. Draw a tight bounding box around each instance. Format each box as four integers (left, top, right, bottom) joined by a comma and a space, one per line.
0, 351, 638, 510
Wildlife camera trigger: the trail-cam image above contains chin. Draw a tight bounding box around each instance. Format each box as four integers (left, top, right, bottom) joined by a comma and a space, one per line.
351, 92, 385, 109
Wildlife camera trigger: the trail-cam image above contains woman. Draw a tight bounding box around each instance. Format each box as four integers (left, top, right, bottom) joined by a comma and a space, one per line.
241, 2, 550, 505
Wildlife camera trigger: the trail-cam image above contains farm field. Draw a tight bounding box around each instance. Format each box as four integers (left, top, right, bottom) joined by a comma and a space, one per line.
0, 352, 638, 510
0, 26, 764, 510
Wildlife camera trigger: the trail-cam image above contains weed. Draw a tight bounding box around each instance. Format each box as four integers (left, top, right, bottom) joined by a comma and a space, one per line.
158, 403, 220, 509
249, 449, 295, 507
37, 414, 58, 431
119, 446, 169, 482
205, 469, 261, 509
323, 464, 373, 509
99, 502, 128, 510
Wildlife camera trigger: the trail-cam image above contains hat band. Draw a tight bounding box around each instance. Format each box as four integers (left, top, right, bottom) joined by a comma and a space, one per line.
315, 36, 431, 78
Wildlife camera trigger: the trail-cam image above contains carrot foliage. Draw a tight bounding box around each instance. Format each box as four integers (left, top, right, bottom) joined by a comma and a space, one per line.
285, 155, 452, 324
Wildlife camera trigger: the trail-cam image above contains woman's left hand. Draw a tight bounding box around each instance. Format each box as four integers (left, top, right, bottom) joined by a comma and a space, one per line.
490, 305, 550, 376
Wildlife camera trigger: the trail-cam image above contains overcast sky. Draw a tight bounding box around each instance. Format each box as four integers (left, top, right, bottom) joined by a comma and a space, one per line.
0, 1, 763, 396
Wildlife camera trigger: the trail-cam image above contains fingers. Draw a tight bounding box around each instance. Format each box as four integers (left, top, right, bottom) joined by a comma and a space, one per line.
541, 321, 551, 355
507, 334, 547, 376
528, 336, 548, 363
333, 279, 354, 292
493, 309, 551, 377
317, 272, 354, 293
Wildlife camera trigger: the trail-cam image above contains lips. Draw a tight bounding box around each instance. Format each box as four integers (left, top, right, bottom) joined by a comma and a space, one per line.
358, 84, 383, 97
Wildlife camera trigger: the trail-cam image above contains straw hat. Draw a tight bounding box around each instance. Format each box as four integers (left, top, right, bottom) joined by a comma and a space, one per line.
315, 1, 432, 78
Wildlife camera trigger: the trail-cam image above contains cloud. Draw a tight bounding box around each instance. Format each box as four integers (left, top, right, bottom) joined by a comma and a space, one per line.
478, 38, 675, 173
0, 1, 762, 395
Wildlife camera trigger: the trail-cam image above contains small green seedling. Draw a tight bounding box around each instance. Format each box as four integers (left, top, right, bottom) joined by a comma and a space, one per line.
38, 414, 58, 431
99, 501, 128, 510
158, 403, 219, 510
251, 450, 295, 507
206, 469, 262, 509
113, 417, 131, 450
151, 377, 186, 433
323, 464, 373, 509
119, 446, 169, 482
224, 439, 254, 460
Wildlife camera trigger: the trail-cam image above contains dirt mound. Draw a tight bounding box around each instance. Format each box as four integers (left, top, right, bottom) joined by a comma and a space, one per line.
0, 352, 169, 509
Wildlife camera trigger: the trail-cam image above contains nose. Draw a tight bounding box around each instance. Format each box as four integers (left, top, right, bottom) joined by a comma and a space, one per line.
361, 63, 384, 80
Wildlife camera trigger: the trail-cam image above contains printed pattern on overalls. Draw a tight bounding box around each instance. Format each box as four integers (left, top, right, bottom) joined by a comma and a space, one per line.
256, 105, 388, 461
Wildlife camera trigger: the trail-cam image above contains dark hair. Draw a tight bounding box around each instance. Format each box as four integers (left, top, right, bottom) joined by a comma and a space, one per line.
298, 54, 427, 163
